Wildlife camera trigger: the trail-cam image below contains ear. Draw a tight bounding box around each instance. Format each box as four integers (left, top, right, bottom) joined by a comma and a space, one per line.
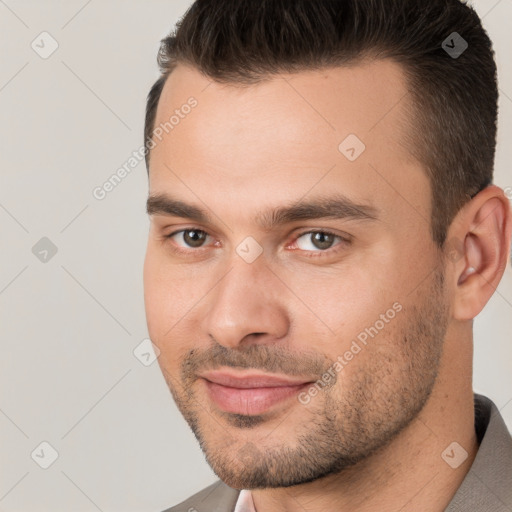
444, 185, 512, 321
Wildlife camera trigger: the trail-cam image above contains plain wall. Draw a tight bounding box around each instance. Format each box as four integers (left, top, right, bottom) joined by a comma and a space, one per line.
0, 1, 510, 510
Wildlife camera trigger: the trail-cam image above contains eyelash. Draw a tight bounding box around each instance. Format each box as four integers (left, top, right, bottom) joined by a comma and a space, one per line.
163, 228, 350, 258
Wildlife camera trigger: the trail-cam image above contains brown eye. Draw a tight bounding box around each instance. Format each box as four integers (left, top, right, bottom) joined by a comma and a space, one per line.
183, 230, 207, 247
168, 229, 209, 248
296, 231, 340, 251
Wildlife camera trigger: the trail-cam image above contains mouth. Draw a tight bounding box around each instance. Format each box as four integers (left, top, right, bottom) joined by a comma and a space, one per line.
198, 369, 314, 415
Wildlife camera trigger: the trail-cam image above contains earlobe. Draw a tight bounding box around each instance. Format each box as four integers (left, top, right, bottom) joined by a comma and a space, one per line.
450, 186, 512, 320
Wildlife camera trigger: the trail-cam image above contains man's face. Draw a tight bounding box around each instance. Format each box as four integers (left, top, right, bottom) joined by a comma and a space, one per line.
143, 60, 450, 489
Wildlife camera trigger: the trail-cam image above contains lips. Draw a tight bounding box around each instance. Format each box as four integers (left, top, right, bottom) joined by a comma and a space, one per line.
199, 370, 314, 415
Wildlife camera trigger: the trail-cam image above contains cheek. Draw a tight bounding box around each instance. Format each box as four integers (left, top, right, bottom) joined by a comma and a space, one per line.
283, 237, 408, 335
323, 315, 406, 409
143, 247, 183, 344
294, 269, 400, 338
289, 269, 409, 386
143, 248, 210, 362
143, 249, 163, 332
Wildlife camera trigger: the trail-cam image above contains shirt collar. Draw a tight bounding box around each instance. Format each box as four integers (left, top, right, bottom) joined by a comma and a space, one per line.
234, 489, 256, 512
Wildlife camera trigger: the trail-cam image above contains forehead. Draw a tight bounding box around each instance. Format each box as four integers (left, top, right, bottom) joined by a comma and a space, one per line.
148, 60, 429, 231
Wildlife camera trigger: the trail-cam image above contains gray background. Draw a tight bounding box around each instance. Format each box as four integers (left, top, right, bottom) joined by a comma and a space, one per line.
0, 1, 511, 511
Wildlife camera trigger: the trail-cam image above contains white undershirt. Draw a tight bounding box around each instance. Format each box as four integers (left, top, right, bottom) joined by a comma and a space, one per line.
233, 489, 256, 512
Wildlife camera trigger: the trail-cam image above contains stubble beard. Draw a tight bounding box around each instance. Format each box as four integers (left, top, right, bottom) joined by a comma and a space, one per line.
164, 267, 448, 490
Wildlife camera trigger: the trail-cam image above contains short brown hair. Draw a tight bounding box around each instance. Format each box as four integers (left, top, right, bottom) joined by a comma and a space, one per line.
144, 0, 497, 246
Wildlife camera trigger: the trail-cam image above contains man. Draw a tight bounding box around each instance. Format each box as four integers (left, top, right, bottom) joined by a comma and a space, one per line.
142, 0, 512, 510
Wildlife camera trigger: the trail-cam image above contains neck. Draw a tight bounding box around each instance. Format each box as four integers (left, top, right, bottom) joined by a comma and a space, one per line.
251, 329, 478, 512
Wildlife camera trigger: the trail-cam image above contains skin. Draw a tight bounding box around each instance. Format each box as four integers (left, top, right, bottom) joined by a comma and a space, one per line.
143, 60, 511, 511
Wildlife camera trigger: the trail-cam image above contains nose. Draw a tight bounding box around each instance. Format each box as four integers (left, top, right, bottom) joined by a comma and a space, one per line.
202, 257, 290, 349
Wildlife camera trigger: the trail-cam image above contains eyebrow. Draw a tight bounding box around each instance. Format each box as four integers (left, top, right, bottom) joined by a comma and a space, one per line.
146, 193, 379, 230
